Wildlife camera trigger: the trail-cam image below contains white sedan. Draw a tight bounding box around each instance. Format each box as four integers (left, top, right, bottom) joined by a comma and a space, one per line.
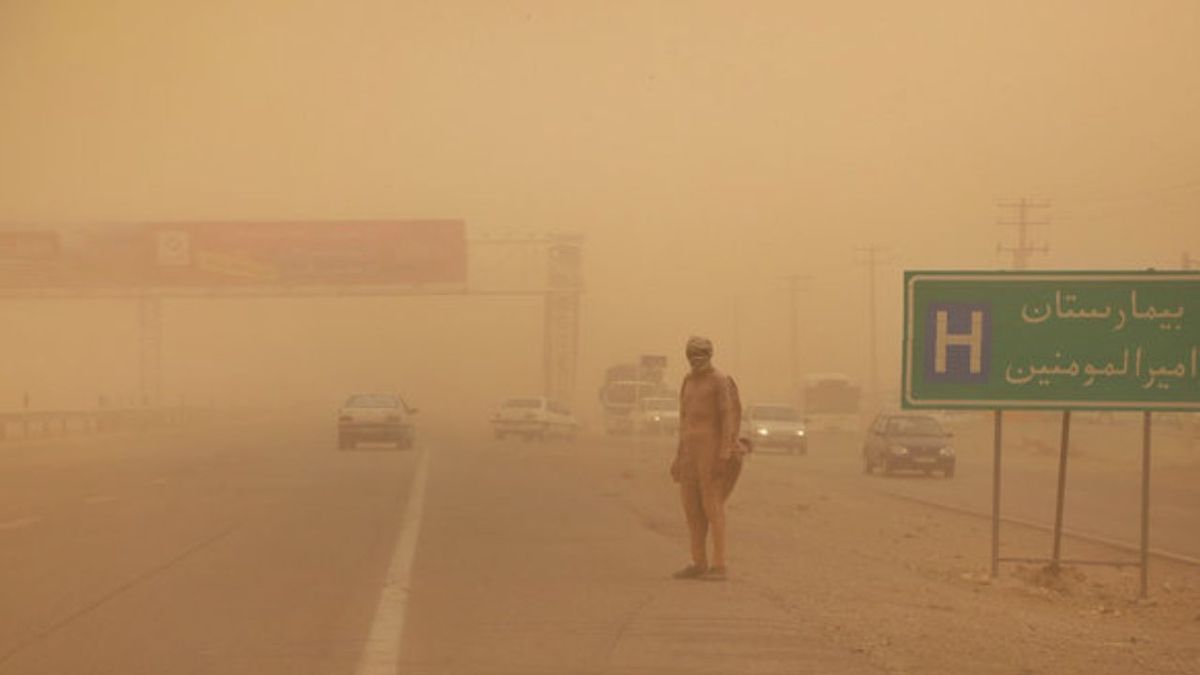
337, 393, 417, 450
492, 397, 578, 441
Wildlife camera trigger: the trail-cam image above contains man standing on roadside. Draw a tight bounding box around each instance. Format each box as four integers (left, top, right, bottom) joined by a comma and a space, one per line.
670, 336, 744, 581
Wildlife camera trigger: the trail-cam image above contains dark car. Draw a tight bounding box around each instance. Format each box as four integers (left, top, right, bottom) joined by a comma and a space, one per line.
862, 413, 955, 478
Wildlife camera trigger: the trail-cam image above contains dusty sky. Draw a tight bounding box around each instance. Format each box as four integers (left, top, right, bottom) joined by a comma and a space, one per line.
1, 1, 1198, 418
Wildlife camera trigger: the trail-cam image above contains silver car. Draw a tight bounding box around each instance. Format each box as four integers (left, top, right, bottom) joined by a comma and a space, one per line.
742, 404, 808, 454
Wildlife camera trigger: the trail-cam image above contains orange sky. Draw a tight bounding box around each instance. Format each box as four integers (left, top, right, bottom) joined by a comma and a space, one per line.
1, 1, 1198, 416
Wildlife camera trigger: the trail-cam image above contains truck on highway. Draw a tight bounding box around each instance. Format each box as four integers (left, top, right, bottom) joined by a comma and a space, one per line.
598, 357, 674, 435
799, 373, 862, 433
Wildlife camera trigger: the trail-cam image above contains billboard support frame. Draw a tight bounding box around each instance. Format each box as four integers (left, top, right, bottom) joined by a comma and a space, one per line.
1, 222, 585, 414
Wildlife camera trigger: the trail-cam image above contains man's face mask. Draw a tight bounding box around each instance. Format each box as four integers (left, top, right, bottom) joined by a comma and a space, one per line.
686, 348, 712, 370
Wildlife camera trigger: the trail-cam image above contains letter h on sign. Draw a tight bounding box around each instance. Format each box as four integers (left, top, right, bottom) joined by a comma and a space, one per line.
924, 303, 991, 384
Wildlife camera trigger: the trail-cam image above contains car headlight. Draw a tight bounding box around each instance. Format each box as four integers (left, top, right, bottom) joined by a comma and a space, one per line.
889, 444, 909, 456
652, 415, 661, 422
756, 427, 769, 436
939, 446, 955, 457
796, 430, 806, 437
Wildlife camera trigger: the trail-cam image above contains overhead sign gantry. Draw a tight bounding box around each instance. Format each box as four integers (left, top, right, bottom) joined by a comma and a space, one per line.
0, 220, 467, 291
0, 221, 582, 409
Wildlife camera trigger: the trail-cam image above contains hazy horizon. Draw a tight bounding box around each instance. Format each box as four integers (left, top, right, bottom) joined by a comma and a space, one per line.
2, 1, 1198, 420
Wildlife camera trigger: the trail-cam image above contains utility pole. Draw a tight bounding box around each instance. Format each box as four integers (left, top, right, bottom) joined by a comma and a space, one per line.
731, 293, 742, 374
854, 245, 891, 413
785, 274, 812, 399
138, 296, 162, 406
544, 236, 583, 408
997, 198, 1051, 269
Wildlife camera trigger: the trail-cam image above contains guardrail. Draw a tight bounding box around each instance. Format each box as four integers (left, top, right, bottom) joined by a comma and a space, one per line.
0, 407, 221, 442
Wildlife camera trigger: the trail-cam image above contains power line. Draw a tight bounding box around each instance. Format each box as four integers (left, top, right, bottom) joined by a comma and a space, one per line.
854, 245, 892, 411
997, 198, 1051, 269
784, 274, 813, 398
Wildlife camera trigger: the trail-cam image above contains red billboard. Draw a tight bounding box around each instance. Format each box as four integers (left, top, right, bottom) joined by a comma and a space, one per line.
0, 220, 466, 290
0, 232, 59, 261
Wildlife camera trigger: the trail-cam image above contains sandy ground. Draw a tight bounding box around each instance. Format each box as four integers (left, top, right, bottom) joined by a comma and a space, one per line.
601, 431, 1200, 675
3, 414, 1196, 674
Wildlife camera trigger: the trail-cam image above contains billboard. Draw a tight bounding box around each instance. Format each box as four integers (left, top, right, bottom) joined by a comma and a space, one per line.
0, 220, 466, 290
0, 232, 59, 261
902, 271, 1200, 411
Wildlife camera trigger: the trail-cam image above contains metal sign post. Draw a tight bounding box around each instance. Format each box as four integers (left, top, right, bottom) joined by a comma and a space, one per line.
1051, 410, 1071, 570
1141, 410, 1152, 598
904, 271, 1200, 595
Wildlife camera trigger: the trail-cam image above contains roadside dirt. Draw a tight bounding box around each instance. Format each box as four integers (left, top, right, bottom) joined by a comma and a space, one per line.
604, 435, 1200, 675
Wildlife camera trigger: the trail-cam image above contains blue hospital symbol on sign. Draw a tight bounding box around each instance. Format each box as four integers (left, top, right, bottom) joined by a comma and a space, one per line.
924, 303, 991, 384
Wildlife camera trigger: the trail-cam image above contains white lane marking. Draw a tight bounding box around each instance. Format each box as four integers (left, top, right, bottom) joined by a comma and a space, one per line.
356, 446, 432, 675
0, 516, 41, 531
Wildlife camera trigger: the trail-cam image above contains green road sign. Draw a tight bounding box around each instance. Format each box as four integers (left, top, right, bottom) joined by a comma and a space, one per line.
902, 271, 1200, 410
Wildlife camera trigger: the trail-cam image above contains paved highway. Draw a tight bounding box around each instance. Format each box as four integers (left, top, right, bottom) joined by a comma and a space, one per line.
2, 414, 1196, 674
0, 418, 416, 674
0, 416, 876, 675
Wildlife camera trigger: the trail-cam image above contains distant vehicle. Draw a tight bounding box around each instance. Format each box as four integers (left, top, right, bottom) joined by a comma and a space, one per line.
598, 358, 674, 435
631, 396, 680, 435
742, 403, 807, 454
862, 412, 955, 478
492, 397, 578, 441
338, 393, 417, 450
800, 373, 862, 433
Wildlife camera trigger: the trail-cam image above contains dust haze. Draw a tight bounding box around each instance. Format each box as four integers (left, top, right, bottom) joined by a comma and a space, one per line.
3, 1, 1197, 417
1, 3, 1199, 674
